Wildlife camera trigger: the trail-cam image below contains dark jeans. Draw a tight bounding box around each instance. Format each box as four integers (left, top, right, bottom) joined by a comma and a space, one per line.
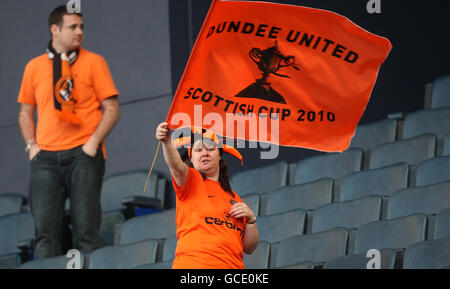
29, 145, 105, 259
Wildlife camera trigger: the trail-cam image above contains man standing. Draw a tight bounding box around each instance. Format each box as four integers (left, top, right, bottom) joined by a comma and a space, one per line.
17, 6, 120, 259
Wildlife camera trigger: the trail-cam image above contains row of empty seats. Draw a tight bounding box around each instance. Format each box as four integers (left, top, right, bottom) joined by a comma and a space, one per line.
16, 208, 450, 269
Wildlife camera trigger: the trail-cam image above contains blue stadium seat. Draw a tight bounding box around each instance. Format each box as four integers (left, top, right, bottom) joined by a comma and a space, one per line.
231, 161, 288, 196
311, 195, 382, 233
349, 119, 397, 151
430, 74, 450, 109
261, 178, 333, 216
241, 194, 260, 217
403, 238, 450, 269
293, 148, 362, 185
369, 134, 436, 169
402, 107, 450, 139
434, 208, 450, 240
387, 182, 450, 219
258, 209, 306, 244
415, 156, 450, 186
19, 253, 86, 269
0, 212, 34, 269
353, 214, 427, 254
269, 227, 348, 268
323, 248, 398, 269
243, 241, 270, 269
88, 239, 158, 269
120, 209, 176, 244
339, 162, 408, 201
0, 193, 26, 218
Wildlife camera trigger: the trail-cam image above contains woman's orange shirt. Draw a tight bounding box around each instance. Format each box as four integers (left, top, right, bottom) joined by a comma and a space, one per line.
171, 167, 246, 269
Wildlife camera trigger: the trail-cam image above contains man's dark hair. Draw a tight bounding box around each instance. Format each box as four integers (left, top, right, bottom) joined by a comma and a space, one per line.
48, 5, 82, 31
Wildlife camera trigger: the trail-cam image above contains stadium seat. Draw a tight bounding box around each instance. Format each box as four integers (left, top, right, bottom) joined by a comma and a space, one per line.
134, 260, 173, 269
293, 148, 362, 185
269, 227, 348, 268
261, 178, 333, 216
88, 239, 158, 269
434, 208, 450, 240
403, 238, 450, 269
0, 193, 26, 218
0, 212, 34, 269
368, 134, 436, 169
415, 156, 450, 186
387, 182, 450, 220
95, 170, 167, 246
101, 170, 166, 212
258, 209, 306, 243
311, 195, 382, 233
241, 194, 260, 217
162, 234, 177, 262
243, 241, 270, 269
231, 161, 288, 196
323, 248, 398, 269
444, 132, 450, 156
353, 214, 427, 254
19, 253, 86, 269
275, 262, 315, 269
402, 107, 450, 139
349, 119, 397, 151
339, 162, 408, 201
120, 209, 176, 244
430, 74, 450, 109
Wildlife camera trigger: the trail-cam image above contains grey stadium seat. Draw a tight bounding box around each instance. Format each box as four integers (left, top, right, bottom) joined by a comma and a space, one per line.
311, 195, 382, 233
275, 262, 315, 269
339, 162, 408, 201
434, 208, 450, 240
0, 212, 34, 269
0, 193, 26, 218
444, 132, 450, 156
324, 248, 398, 269
261, 178, 333, 216
88, 239, 158, 269
403, 238, 450, 269
387, 182, 450, 219
243, 241, 270, 269
19, 253, 86, 269
258, 209, 306, 244
269, 227, 348, 268
349, 119, 397, 151
241, 194, 260, 217
101, 170, 166, 212
231, 161, 288, 196
402, 107, 450, 139
120, 209, 176, 244
294, 148, 362, 185
430, 74, 450, 109
353, 214, 427, 254
135, 260, 173, 269
162, 234, 177, 262
415, 156, 450, 186
369, 134, 436, 169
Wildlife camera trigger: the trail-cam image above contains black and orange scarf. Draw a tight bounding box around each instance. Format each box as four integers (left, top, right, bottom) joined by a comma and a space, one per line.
47, 41, 81, 125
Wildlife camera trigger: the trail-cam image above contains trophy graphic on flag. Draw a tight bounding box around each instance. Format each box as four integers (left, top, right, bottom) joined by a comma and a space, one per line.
235, 41, 300, 104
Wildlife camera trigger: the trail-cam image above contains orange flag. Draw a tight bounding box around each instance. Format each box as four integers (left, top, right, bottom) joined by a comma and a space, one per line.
166, 0, 392, 152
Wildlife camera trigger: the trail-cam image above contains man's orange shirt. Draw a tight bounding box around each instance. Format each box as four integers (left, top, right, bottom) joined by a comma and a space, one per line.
172, 167, 246, 269
17, 47, 118, 153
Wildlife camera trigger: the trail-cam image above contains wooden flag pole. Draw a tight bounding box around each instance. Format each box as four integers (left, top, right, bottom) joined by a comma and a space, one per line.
143, 141, 161, 193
